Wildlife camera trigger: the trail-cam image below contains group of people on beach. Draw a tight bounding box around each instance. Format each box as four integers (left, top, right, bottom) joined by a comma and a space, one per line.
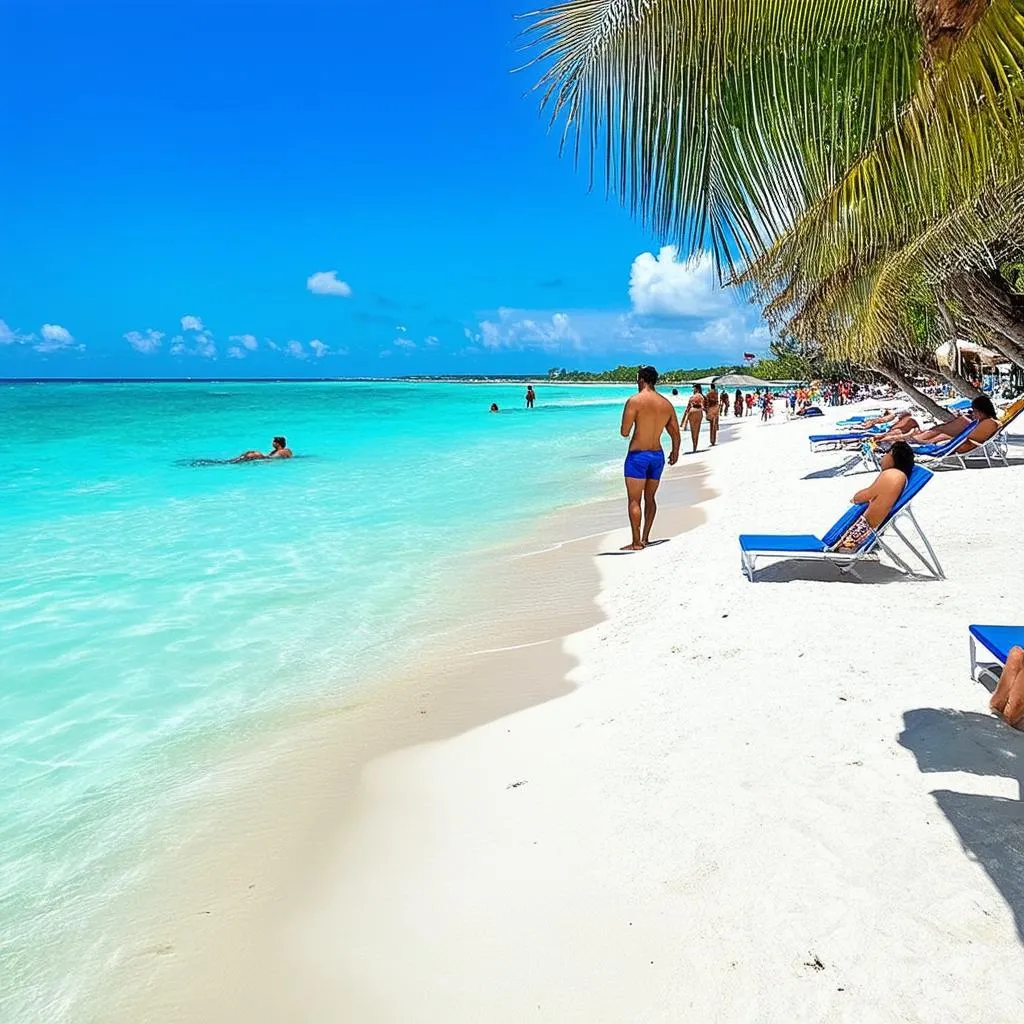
670, 384, 782, 448
619, 363, 1024, 731
619, 365, 919, 556
828, 396, 1001, 455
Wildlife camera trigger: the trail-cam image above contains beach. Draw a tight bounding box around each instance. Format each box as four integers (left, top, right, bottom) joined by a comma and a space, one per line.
90, 397, 1024, 1023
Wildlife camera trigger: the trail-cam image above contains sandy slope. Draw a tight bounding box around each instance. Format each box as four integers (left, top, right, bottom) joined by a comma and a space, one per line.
283, 403, 1024, 1022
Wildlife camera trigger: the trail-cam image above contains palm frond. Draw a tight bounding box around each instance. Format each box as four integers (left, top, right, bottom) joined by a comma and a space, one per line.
521, 0, 920, 275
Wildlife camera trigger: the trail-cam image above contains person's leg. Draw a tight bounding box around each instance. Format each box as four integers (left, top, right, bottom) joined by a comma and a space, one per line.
710, 414, 719, 445
641, 477, 660, 545
622, 475, 646, 551
991, 646, 1024, 727
917, 417, 968, 441
689, 413, 701, 451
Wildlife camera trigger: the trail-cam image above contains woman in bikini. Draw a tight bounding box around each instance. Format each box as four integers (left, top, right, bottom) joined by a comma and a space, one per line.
908, 394, 999, 452
705, 384, 721, 445
835, 441, 914, 551
682, 384, 705, 453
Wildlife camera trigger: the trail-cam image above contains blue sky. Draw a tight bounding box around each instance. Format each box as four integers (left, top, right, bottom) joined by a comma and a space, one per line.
0, 0, 768, 378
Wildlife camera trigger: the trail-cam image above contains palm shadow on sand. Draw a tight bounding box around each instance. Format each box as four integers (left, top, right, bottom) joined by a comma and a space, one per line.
899, 707, 1024, 945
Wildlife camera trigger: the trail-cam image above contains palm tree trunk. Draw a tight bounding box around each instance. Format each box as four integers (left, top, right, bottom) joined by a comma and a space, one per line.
917, 1, 992, 62
910, 357, 981, 398
948, 271, 1024, 368
873, 362, 952, 422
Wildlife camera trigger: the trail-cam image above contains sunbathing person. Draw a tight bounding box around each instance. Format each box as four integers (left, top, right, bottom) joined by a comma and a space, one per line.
990, 645, 1024, 728
834, 441, 914, 551
910, 395, 998, 451
870, 411, 922, 442
860, 408, 897, 429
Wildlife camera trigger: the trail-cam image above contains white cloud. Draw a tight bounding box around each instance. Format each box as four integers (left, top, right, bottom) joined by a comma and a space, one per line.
36, 324, 76, 352
425, 335, 439, 347
169, 335, 186, 355
393, 337, 416, 349
693, 314, 771, 357
194, 334, 216, 359
229, 333, 258, 351
286, 340, 308, 359
469, 302, 769, 362
0, 319, 33, 345
124, 328, 164, 354
395, 324, 407, 332
306, 270, 352, 297
629, 247, 731, 318
309, 339, 329, 357
227, 346, 245, 359
266, 339, 280, 351
180, 314, 205, 332
478, 308, 581, 352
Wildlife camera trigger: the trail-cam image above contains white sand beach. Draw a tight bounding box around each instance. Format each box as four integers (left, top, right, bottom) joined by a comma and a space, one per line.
108, 401, 1024, 1023
278, 402, 1024, 1023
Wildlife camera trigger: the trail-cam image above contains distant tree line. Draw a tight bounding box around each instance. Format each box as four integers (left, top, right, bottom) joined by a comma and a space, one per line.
548, 338, 870, 385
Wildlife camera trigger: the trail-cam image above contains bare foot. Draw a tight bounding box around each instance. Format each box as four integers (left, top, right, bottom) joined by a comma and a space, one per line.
620, 542, 645, 551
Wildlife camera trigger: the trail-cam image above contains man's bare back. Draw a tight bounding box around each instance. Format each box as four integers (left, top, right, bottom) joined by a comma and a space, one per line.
618, 366, 682, 551
622, 389, 679, 452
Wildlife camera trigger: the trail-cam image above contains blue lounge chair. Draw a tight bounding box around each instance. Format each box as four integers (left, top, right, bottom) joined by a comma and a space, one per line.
910, 421, 980, 468
739, 466, 943, 581
969, 625, 1024, 684
808, 423, 891, 452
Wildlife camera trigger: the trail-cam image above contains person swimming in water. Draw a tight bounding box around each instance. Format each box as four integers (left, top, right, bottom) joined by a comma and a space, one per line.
234, 436, 293, 462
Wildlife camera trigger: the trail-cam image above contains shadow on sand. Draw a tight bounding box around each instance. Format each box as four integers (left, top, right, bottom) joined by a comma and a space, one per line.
749, 559, 930, 585
802, 457, 871, 480
597, 539, 671, 557
899, 707, 1024, 945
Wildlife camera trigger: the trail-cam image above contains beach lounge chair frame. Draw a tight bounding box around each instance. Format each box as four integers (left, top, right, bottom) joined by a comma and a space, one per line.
968, 624, 1024, 686
898, 400, 1024, 472
739, 467, 944, 582
851, 421, 978, 475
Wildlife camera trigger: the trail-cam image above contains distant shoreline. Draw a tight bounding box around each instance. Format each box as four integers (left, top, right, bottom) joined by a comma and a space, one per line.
0, 376, 636, 386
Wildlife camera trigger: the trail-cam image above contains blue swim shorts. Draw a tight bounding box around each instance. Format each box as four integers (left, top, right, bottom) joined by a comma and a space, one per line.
624, 449, 666, 481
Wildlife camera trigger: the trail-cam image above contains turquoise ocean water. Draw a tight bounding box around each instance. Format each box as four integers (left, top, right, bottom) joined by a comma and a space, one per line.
0, 380, 637, 1020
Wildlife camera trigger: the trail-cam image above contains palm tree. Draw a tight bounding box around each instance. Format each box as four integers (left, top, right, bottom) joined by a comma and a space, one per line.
523, 1, 1024, 365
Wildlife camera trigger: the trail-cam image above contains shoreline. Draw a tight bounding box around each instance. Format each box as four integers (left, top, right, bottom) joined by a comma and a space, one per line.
78, 401, 1024, 1022
287, 404, 1024, 1023
90, 447, 714, 1022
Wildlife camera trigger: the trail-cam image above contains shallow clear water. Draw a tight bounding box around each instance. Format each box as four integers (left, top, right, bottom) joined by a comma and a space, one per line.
0, 380, 636, 1020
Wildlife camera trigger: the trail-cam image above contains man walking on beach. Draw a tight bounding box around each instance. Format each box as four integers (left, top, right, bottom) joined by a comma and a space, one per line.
619, 365, 680, 551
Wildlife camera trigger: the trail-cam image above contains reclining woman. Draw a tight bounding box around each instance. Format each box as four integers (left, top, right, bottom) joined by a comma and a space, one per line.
834, 441, 915, 551
909, 394, 999, 451
869, 409, 920, 441
840, 409, 920, 449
